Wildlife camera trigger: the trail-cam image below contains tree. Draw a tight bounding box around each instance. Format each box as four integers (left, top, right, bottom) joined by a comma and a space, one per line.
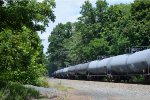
127, 0, 150, 46
103, 4, 131, 55
47, 0, 150, 72
63, 23, 83, 64
0, 0, 55, 32
0, 0, 55, 85
47, 22, 73, 69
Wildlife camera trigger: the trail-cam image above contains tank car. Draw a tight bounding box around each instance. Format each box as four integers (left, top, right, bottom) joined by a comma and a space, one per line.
77, 63, 89, 75
96, 57, 112, 75
73, 63, 89, 79
62, 67, 69, 78
58, 69, 63, 78
127, 49, 150, 75
108, 54, 129, 75
87, 60, 99, 75
53, 49, 150, 83
74, 64, 81, 74
68, 66, 76, 78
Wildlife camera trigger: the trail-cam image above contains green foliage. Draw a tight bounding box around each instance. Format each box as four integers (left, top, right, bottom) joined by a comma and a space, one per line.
88, 38, 109, 59
47, 22, 74, 68
0, 0, 55, 85
79, 0, 96, 24
132, 75, 145, 82
0, 0, 55, 31
127, 0, 150, 46
63, 31, 83, 64
35, 77, 49, 87
0, 81, 40, 100
47, 0, 150, 72
0, 26, 46, 84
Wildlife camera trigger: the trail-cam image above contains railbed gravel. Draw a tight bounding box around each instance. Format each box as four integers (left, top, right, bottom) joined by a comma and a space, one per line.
48, 78, 150, 100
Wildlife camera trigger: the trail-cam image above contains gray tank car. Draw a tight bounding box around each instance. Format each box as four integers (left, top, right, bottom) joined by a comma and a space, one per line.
96, 57, 112, 75
77, 63, 89, 75
68, 66, 76, 78
62, 67, 69, 78
54, 70, 58, 78
55, 69, 61, 78
87, 60, 99, 75
74, 64, 82, 74
59, 69, 64, 78
108, 54, 129, 75
53, 49, 150, 82
127, 49, 150, 75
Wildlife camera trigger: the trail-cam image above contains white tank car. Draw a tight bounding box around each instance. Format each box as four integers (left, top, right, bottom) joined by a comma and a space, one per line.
108, 54, 129, 75
87, 60, 99, 75
127, 49, 150, 74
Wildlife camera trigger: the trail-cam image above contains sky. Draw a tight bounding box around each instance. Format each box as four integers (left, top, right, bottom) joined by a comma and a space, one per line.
38, 0, 134, 53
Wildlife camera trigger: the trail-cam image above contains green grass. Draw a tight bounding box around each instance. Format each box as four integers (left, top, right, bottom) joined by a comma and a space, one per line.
0, 81, 40, 100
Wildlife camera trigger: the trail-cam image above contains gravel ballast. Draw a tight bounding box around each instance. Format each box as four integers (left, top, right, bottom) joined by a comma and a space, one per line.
48, 78, 150, 100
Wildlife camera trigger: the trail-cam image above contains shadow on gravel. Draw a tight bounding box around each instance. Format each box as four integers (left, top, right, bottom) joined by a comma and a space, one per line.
52, 77, 150, 85
124, 82, 150, 85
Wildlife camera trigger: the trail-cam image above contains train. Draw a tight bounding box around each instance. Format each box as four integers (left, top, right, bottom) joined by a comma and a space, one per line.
52, 49, 150, 82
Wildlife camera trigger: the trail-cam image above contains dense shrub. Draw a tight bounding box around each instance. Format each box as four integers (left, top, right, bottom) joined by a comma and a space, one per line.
0, 81, 40, 100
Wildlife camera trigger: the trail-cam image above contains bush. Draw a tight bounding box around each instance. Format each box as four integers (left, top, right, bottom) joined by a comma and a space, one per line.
132, 75, 145, 82
0, 81, 40, 100
35, 77, 49, 87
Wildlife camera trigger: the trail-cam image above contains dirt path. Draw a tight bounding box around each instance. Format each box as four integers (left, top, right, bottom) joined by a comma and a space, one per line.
48, 78, 150, 100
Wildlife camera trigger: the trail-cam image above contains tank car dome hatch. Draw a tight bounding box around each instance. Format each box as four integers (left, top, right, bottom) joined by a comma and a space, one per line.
108, 54, 129, 75
96, 57, 112, 75
127, 49, 150, 74
87, 60, 99, 74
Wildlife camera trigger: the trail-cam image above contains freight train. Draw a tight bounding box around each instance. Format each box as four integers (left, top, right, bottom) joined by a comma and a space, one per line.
52, 49, 150, 82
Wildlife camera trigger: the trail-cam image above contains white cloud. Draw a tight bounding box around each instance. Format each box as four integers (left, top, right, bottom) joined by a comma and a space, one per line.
106, 0, 134, 5
39, 0, 134, 53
